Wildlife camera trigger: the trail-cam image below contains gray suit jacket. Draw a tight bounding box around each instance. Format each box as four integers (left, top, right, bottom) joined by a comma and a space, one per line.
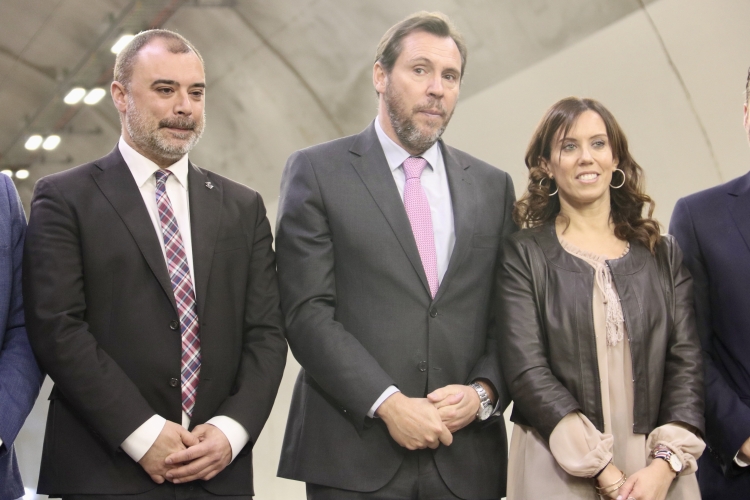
276, 123, 516, 499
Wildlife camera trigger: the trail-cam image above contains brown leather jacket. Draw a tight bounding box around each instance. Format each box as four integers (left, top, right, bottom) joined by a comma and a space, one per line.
498, 222, 704, 441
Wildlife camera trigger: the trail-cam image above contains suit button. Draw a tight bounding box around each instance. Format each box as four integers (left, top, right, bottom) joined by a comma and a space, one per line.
169, 320, 179, 331
169, 378, 179, 387
429, 307, 438, 318
418, 361, 427, 372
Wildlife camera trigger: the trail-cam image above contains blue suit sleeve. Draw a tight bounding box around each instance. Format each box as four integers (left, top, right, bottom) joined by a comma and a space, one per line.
0, 175, 43, 452
670, 197, 750, 474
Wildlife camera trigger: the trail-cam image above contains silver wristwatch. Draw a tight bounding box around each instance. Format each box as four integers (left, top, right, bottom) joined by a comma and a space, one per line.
470, 382, 493, 421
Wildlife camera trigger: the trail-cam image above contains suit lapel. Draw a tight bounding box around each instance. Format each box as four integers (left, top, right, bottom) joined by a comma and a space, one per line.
434, 143, 476, 302
727, 172, 750, 254
91, 148, 177, 313
349, 124, 432, 296
187, 163, 222, 320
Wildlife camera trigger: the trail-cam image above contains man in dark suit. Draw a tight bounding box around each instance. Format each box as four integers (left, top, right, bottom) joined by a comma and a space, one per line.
276, 12, 515, 500
23, 30, 287, 499
670, 68, 750, 499
0, 174, 44, 500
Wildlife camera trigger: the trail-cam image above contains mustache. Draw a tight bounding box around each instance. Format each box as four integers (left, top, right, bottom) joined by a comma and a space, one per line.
159, 117, 197, 130
413, 100, 447, 117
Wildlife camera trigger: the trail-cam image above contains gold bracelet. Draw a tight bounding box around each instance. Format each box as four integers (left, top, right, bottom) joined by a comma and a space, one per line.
594, 472, 627, 492
598, 475, 627, 497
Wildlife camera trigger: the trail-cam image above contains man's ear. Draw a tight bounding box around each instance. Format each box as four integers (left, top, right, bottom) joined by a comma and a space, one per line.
373, 61, 387, 95
111, 81, 128, 113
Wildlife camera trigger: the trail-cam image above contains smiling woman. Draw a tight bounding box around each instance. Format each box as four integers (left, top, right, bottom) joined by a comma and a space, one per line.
514, 97, 660, 255
498, 97, 706, 500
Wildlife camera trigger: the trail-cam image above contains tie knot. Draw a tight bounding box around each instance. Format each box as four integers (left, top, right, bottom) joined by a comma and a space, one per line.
154, 169, 172, 187
403, 156, 428, 180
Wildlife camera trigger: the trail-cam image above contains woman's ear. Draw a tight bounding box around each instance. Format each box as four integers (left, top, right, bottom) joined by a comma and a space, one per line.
539, 159, 552, 178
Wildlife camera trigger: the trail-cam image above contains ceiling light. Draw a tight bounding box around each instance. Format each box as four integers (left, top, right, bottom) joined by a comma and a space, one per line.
24, 135, 43, 151
1, 170, 13, 178
42, 135, 61, 151
111, 34, 134, 54
15, 169, 29, 180
63, 87, 87, 105
83, 88, 106, 105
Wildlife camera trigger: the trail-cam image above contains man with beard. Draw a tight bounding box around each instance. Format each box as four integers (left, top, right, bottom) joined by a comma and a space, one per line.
276, 11, 516, 500
23, 30, 287, 499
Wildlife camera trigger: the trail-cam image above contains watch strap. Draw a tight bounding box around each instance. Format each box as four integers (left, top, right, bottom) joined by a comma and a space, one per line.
470, 382, 492, 420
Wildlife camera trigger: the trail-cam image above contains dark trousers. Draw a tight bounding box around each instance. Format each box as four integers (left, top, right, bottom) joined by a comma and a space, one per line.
60, 483, 251, 500
306, 449, 487, 500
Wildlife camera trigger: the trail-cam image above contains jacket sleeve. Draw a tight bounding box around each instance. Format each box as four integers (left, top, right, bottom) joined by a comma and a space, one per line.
497, 233, 582, 441
275, 150, 395, 428
0, 175, 43, 452
23, 176, 155, 452
670, 199, 747, 472
467, 170, 516, 411
212, 192, 288, 444
657, 234, 705, 434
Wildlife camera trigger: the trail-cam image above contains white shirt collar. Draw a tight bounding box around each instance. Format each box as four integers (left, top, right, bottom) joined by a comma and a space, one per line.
374, 116, 440, 172
118, 136, 190, 189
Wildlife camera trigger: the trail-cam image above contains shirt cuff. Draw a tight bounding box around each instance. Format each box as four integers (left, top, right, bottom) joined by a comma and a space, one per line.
368, 386, 401, 418
121, 415, 167, 462
735, 451, 750, 467
206, 416, 250, 462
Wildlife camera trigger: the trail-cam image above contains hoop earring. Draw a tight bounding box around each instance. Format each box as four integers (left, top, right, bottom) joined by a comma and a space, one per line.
610, 168, 625, 189
539, 177, 558, 196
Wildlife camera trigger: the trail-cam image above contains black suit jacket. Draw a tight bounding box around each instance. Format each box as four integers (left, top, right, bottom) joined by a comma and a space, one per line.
275, 123, 516, 499
670, 171, 750, 499
23, 147, 287, 496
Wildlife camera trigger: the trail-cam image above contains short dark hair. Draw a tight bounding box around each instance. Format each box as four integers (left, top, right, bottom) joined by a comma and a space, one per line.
113, 29, 203, 88
745, 66, 750, 104
375, 11, 467, 82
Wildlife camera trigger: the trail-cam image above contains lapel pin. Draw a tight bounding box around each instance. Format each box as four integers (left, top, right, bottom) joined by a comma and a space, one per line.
205, 181, 214, 189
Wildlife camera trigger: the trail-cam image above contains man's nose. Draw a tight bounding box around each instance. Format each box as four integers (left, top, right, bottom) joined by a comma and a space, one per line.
427, 74, 445, 98
173, 90, 193, 115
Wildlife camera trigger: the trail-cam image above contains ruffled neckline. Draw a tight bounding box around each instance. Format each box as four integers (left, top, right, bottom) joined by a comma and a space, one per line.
558, 237, 630, 264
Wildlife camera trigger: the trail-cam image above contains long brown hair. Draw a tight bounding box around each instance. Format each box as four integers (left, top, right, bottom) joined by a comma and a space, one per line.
514, 97, 661, 252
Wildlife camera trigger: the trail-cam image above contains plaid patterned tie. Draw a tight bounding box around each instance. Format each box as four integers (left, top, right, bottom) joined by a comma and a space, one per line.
154, 170, 201, 417
403, 156, 439, 298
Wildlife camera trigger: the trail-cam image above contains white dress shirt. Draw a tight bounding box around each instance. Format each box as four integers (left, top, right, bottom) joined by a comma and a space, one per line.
368, 118, 456, 417
118, 137, 249, 463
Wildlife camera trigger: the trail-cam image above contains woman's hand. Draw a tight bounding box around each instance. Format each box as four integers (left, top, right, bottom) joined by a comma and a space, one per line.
615, 459, 674, 500
596, 463, 624, 499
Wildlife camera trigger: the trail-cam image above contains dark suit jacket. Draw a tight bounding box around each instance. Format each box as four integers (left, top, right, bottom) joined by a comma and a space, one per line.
23, 147, 287, 496
0, 174, 44, 500
275, 123, 516, 500
670, 171, 750, 499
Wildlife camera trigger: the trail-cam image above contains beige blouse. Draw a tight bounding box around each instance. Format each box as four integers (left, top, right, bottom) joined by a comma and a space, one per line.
506, 239, 704, 499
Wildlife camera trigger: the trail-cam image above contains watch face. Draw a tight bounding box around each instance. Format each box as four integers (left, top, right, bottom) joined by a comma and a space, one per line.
478, 405, 493, 420
669, 453, 682, 473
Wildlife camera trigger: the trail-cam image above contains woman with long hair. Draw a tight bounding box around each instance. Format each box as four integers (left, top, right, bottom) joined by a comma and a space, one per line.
499, 97, 704, 499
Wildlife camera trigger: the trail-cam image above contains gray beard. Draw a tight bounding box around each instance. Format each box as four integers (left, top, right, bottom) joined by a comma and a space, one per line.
384, 82, 452, 155
125, 94, 205, 163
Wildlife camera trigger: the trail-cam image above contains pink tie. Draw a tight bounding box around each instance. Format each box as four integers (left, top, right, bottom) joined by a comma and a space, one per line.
403, 156, 439, 298
154, 170, 201, 417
